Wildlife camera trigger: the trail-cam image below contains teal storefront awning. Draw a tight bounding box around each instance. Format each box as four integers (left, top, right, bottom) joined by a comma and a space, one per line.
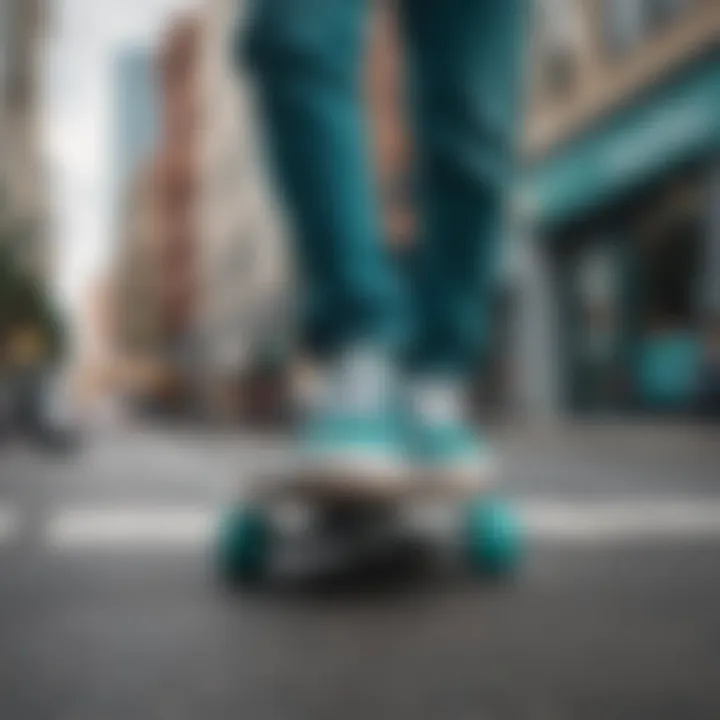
523, 59, 720, 228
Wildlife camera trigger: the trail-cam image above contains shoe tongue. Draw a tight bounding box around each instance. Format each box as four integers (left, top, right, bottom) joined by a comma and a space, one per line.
329, 348, 393, 415
413, 381, 465, 425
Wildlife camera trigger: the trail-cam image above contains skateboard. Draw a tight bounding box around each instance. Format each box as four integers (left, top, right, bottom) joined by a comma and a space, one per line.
216, 471, 523, 585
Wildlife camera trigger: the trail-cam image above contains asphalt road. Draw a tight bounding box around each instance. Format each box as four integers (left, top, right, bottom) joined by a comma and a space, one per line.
1, 424, 719, 719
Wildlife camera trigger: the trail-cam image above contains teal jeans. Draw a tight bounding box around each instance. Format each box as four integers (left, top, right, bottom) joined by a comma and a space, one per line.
242, 0, 526, 376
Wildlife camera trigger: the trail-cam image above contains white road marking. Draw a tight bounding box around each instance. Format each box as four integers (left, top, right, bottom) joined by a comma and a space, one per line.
41, 498, 720, 551
0, 505, 20, 545
46, 507, 215, 550
522, 500, 720, 542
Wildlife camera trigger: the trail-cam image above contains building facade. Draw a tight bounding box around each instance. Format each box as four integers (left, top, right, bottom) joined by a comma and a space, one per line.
518, 0, 720, 417
198, 0, 288, 422
111, 47, 165, 404
111, 18, 202, 414
0, 0, 49, 278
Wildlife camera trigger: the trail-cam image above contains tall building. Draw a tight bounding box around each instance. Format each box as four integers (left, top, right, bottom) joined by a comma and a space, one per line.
111, 46, 165, 406
113, 47, 159, 355
111, 15, 208, 415
150, 15, 204, 411
0, 0, 49, 278
199, 0, 288, 421
518, 0, 720, 417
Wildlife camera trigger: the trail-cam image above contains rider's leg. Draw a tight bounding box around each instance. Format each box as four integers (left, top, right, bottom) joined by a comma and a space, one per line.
399, 0, 528, 485
242, 0, 408, 488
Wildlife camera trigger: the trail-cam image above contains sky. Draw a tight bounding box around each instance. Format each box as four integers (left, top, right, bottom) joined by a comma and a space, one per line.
46, 0, 196, 315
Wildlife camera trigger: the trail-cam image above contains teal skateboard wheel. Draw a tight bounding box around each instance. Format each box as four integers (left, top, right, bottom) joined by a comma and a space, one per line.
464, 498, 523, 578
217, 505, 272, 584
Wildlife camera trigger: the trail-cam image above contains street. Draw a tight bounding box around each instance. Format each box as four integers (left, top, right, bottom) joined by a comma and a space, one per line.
1, 425, 719, 719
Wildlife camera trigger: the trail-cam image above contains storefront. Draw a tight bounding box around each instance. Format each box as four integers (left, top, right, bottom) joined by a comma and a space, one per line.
523, 57, 720, 416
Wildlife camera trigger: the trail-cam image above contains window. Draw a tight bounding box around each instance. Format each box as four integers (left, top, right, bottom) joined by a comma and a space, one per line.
533, 0, 583, 100
603, 0, 696, 55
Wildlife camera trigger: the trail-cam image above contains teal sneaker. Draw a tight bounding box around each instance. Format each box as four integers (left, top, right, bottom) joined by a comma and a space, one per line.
295, 349, 409, 497
405, 381, 497, 492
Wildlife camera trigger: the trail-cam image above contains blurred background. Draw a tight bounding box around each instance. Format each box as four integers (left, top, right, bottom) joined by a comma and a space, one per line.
1, 0, 719, 432
1, 1, 720, 717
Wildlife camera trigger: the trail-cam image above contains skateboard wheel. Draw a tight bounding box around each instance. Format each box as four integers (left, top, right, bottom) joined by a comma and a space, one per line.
464, 498, 522, 578
217, 506, 272, 584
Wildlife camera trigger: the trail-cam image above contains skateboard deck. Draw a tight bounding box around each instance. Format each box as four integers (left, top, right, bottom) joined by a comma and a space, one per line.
217, 466, 522, 586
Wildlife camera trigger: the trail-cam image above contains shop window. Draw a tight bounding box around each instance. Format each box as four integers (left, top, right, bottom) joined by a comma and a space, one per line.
634, 178, 704, 410
637, 175, 703, 328
643, 220, 700, 326
571, 241, 623, 412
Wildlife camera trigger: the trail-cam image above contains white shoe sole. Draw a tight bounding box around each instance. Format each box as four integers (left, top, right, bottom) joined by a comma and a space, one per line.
295, 450, 411, 502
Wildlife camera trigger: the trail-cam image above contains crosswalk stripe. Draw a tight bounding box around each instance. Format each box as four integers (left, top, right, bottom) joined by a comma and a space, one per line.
45, 507, 215, 549
41, 498, 720, 551
521, 500, 720, 542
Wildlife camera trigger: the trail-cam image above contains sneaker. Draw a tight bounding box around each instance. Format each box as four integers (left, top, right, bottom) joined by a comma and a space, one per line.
295, 348, 408, 497
405, 380, 496, 492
